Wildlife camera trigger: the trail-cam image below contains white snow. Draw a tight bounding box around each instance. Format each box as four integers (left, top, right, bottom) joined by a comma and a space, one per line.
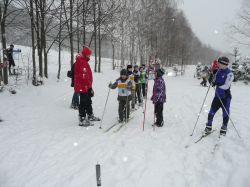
1, 46, 250, 187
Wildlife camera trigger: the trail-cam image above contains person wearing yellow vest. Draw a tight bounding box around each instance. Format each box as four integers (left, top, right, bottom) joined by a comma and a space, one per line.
109, 69, 132, 123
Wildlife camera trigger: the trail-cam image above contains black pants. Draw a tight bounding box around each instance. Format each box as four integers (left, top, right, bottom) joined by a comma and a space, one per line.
79, 93, 93, 118
118, 97, 130, 121
141, 83, 146, 97
135, 84, 142, 103
8, 59, 15, 74
200, 78, 207, 86
155, 102, 163, 126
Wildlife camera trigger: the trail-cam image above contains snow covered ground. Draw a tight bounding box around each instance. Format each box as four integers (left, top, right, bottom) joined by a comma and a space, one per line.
1, 47, 250, 187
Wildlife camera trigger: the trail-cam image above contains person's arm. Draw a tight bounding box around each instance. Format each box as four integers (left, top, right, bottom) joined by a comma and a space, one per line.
218, 72, 234, 90
109, 80, 118, 89
12, 49, 21, 53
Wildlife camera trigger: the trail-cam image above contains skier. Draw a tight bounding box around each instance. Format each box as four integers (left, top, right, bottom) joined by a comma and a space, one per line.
195, 62, 202, 79
127, 65, 136, 109
151, 68, 166, 127
200, 66, 209, 87
204, 57, 234, 135
133, 65, 142, 105
208, 59, 219, 84
109, 69, 132, 123
6, 44, 21, 75
74, 46, 100, 126
139, 65, 147, 98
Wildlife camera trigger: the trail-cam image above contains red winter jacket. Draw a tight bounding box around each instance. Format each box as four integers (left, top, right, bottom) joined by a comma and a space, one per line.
211, 60, 219, 72
74, 55, 93, 93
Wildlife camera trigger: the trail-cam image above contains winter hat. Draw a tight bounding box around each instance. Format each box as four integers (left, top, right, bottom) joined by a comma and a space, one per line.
82, 46, 92, 56
218, 57, 229, 66
134, 65, 139, 68
120, 69, 127, 76
156, 68, 165, 77
10, 44, 14, 48
127, 65, 132, 69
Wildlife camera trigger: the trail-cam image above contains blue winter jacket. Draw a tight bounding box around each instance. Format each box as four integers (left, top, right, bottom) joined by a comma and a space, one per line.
214, 68, 234, 98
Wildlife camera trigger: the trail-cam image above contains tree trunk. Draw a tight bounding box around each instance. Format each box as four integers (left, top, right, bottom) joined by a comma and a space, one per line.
29, 0, 37, 85
57, 0, 63, 80
98, 1, 101, 73
112, 42, 115, 70
0, 3, 8, 84
93, 0, 97, 72
82, 0, 86, 45
70, 0, 74, 66
77, 0, 80, 53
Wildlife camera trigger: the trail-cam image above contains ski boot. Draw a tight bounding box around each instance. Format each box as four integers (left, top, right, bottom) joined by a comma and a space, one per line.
220, 125, 227, 136
157, 121, 164, 127
204, 125, 212, 135
88, 114, 101, 121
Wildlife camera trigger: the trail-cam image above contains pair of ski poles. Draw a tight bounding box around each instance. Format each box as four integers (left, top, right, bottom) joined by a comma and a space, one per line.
190, 83, 241, 138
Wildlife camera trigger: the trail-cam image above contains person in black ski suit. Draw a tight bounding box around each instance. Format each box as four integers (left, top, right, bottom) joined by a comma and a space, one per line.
6, 44, 21, 75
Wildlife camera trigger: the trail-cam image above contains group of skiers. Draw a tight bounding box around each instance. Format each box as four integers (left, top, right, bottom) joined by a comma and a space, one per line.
70, 46, 166, 127
108, 64, 166, 126
71, 45, 233, 136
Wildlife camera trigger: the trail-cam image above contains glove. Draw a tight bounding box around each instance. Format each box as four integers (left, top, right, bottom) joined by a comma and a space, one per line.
211, 82, 216, 87
108, 83, 112, 88
88, 88, 94, 97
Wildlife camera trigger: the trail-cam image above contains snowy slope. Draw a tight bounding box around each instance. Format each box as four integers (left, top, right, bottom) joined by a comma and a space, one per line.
0, 47, 250, 187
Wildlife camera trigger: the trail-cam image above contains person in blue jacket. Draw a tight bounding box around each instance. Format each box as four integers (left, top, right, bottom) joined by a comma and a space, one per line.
205, 57, 234, 135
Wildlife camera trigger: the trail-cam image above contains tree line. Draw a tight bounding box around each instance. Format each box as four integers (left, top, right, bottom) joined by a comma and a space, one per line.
1, 0, 222, 86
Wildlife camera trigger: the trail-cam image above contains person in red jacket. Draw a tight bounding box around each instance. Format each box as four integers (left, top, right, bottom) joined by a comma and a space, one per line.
74, 46, 100, 126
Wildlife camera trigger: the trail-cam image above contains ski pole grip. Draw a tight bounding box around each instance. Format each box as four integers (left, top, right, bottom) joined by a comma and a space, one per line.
96, 164, 101, 186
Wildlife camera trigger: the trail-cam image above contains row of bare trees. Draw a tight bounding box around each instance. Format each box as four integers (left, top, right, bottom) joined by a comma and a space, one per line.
1, 0, 221, 86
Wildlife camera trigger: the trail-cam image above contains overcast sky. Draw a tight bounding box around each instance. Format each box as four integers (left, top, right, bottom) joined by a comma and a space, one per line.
180, 0, 248, 56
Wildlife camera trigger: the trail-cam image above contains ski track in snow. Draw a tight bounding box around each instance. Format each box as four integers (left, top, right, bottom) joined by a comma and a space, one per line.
0, 46, 250, 187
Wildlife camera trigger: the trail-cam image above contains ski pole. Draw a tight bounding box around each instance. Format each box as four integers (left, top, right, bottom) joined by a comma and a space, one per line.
190, 84, 211, 136
153, 63, 157, 130
213, 87, 241, 138
99, 87, 111, 129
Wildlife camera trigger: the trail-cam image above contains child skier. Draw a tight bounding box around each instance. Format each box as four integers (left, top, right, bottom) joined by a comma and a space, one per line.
133, 65, 142, 105
127, 65, 136, 109
200, 66, 209, 87
139, 66, 147, 98
151, 68, 166, 127
109, 69, 132, 123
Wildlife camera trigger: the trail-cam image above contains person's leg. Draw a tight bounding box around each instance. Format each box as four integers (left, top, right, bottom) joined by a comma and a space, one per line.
131, 90, 135, 109
206, 97, 221, 130
220, 96, 231, 134
79, 93, 88, 118
71, 92, 79, 108
125, 97, 130, 120
136, 84, 142, 103
156, 103, 163, 126
142, 83, 146, 97
119, 100, 125, 122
